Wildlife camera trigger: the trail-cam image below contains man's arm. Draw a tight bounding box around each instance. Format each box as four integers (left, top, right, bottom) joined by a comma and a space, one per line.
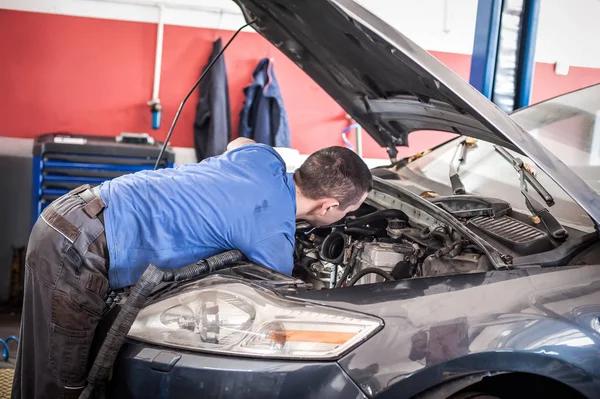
226, 137, 256, 152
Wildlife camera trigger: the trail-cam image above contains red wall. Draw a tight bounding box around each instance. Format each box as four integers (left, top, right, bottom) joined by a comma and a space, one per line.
1, 9, 600, 160
531, 63, 600, 104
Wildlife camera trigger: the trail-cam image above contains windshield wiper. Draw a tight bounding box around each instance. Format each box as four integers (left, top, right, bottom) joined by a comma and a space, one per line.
493, 145, 568, 240
448, 138, 476, 195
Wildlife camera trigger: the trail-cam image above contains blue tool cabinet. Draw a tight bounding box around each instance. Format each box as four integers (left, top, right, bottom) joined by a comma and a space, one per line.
31, 132, 175, 228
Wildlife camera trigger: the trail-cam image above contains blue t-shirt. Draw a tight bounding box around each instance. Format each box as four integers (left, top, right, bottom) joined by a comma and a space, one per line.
99, 144, 296, 290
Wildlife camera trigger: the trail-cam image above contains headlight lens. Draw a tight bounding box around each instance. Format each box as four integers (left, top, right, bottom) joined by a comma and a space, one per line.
128, 278, 382, 359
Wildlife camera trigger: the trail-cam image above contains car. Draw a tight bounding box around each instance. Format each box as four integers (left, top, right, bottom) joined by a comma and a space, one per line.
102, 0, 600, 398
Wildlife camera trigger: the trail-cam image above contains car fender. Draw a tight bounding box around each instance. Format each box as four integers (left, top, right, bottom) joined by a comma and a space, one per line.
294, 266, 600, 398
374, 350, 600, 399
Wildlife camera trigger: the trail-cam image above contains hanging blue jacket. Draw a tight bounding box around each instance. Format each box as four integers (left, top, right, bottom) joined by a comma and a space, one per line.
239, 58, 291, 148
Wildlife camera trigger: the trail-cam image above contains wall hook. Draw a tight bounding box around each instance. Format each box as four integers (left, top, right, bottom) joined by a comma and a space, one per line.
213, 9, 224, 40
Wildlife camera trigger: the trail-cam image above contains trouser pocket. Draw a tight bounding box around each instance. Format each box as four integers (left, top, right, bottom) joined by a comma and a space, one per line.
49, 290, 97, 393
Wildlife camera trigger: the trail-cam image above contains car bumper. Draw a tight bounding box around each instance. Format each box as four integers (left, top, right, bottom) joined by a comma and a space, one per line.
108, 341, 368, 399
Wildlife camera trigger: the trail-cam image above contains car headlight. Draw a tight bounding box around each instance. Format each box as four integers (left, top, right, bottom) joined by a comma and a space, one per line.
128, 277, 382, 359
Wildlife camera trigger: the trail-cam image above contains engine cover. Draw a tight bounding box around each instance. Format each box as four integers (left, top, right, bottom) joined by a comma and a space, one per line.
355, 243, 406, 285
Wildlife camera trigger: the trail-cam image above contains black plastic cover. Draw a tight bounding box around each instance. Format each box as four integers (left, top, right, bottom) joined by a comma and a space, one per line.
430, 195, 511, 218
468, 215, 553, 256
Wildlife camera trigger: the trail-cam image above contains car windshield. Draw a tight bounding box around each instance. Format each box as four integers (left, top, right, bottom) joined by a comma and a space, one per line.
392, 84, 600, 231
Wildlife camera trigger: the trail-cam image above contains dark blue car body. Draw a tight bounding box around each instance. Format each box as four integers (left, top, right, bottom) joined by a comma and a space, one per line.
107, 262, 600, 398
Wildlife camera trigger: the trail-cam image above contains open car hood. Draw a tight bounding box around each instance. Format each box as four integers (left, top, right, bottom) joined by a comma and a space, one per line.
232, 0, 600, 225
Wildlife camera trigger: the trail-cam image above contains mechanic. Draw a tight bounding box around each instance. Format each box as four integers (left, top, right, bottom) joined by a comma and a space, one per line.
11, 137, 373, 399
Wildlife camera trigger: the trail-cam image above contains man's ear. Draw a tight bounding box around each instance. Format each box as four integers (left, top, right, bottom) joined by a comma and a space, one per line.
319, 198, 340, 216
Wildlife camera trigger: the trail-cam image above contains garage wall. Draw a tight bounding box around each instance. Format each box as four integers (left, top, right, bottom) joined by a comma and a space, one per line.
0, 9, 472, 161
1, 0, 599, 157
0, 2, 478, 161
1, 0, 600, 157
1, 0, 600, 301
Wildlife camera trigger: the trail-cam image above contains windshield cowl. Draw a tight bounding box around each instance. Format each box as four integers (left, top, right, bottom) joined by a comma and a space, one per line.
385, 132, 598, 232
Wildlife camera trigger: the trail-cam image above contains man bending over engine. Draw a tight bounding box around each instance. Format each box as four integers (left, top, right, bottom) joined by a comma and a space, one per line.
12, 138, 372, 399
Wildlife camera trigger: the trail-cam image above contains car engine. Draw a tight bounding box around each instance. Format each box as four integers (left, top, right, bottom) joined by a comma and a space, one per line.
292, 206, 493, 289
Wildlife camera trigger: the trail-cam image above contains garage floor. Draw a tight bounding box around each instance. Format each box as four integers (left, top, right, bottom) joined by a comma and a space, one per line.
0, 311, 20, 364
0, 309, 20, 398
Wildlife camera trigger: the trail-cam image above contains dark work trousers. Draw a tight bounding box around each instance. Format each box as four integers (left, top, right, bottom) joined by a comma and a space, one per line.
12, 184, 110, 399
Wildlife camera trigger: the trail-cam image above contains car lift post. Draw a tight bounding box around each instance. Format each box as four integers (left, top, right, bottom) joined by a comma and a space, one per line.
469, 0, 541, 113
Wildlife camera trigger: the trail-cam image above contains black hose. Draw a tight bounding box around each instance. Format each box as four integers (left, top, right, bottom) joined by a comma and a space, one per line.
420, 226, 453, 247
294, 241, 304, 260
295, 256, 321, 280
347, 267, 394, 287
320, 231, 348, 263
344, 209, 408, 228
335, 246, 360, 288
167, 250, 245, 282
433, 232, 454, 247
80, 264, 165, 398
435, 240, 469, 259
448, 242, 464, 258
207, 250, 244, 269
344, 227, 380, 236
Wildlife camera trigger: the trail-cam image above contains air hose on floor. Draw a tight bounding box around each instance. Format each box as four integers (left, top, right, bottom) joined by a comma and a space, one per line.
79, 250, 245, 399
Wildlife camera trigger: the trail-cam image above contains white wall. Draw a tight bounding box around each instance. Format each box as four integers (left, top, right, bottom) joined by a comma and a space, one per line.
354, 0, 600, 68
536, 0, 600, 68
354, 0, 479, 56
345, 0, 600, 68
0, 0, 478, 54
0, 0, 247, 31
2, 0, 600, 68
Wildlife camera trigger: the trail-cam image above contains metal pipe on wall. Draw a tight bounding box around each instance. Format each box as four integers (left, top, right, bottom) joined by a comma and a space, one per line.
149, 5, 164, 129
85, 0, 243, 130
152, 5, 164, 103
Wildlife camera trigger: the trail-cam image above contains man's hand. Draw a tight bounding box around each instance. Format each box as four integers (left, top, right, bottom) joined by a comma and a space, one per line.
226, 137, 256, 152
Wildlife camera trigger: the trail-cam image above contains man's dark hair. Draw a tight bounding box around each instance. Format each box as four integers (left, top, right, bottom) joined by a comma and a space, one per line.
294, 146, 373, 210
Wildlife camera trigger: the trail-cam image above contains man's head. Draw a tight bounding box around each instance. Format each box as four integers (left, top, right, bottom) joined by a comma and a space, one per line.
294, 146, 372, 226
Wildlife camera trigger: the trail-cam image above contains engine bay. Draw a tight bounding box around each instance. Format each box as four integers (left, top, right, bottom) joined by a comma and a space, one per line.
292, 202, 496, 289
291, 192, 597, 290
